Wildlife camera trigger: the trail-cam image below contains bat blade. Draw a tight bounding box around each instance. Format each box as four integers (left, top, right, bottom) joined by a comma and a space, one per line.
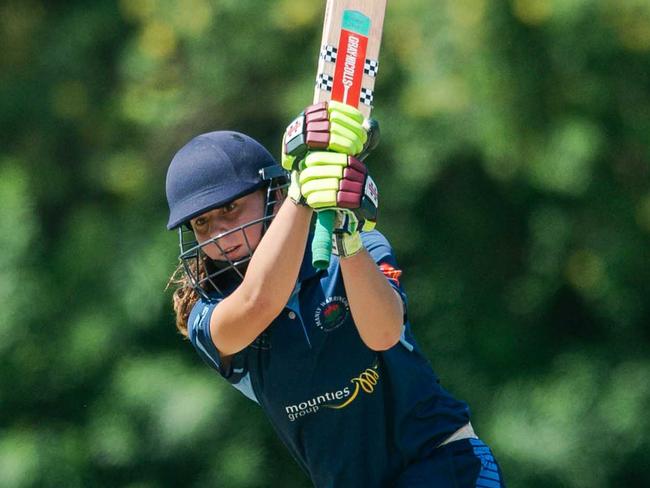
314, 0, 387, 117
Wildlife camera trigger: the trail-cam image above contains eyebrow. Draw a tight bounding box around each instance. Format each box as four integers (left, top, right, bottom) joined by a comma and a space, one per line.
192, 200, 239, 224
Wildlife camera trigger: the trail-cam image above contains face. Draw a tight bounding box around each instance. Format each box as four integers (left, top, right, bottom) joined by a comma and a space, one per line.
190, 190, 268, 262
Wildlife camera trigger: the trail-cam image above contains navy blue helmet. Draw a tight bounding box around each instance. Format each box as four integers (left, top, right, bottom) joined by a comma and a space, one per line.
166, 131, 283, 229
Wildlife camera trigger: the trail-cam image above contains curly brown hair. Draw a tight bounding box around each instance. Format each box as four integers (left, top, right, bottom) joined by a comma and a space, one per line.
167, 260, 205, 337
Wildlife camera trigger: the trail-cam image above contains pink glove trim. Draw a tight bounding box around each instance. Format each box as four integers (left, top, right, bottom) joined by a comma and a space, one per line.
337, 191, 361, 208
306, 108, 328, 124
309, 120, 330, 132
348, 156, 366, 174
343, 166, 365, 183
306, 131, 329, 148
339, 179, 363, 194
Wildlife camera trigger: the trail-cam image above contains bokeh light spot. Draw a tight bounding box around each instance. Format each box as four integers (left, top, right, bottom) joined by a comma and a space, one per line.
103, 151, 149, 197
139, 20, 177, 60
512, 0, 553, 25
449, 0, 487, 29
119, 0, 157, 22
272, 0, 320, 30
173, 0, 215, 37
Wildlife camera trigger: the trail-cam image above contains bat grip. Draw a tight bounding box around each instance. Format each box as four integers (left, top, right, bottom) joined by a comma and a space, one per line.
312, 210, 336, 269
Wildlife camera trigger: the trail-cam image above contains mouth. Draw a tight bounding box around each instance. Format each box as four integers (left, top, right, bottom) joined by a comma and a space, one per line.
221, 244, 242, 258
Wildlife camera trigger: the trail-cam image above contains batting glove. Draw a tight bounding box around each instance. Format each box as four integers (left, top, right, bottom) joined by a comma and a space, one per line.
282, 101, 379, 171
332, 210, 363, 258
299, 151, 378, 231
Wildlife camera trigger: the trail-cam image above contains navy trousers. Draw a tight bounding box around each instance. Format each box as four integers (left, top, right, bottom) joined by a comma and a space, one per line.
396, 438, 505, 487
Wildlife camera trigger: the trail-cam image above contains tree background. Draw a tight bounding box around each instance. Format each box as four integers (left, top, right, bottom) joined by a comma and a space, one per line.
1, 0, 649, 486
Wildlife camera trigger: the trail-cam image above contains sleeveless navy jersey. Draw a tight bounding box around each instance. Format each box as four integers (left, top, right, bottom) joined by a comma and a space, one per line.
187, 231, 471, 487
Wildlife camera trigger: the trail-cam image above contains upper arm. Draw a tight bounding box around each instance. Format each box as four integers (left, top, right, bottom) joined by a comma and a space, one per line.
362, 231, 408, 321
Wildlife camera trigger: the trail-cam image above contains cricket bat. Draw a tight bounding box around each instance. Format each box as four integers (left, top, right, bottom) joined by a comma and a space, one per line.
311, 0, 387, 269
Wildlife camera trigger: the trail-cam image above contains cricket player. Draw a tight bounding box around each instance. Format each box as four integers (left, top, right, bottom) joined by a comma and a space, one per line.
165, 103, 505, 487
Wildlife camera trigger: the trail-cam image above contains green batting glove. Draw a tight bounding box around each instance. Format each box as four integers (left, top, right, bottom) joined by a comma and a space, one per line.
283, 101, 372, 164
299, 152, 348, 208
298, 151, 379, 230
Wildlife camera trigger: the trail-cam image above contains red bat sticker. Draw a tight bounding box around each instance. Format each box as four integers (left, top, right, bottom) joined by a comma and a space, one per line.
332, 28, 368, 106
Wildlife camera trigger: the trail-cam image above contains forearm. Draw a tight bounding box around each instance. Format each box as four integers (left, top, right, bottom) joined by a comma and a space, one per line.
240, 199, 313, 314
340, 249, 403, 351
211, 199, 312, 357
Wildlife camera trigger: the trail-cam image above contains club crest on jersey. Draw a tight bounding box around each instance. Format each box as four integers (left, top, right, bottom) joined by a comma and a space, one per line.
314, 296, 350, 332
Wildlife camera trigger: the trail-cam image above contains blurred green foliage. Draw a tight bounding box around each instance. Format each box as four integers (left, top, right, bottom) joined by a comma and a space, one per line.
1, 0, 649, 486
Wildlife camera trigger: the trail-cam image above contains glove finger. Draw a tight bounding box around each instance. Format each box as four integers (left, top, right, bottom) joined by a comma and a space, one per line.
304, 151, 348, 168
330, 112, 368, 145
301, 177, 340, 198
329, 133, 361, 155
329, 124, 365, 155
343, 165, 366, 183
337, 191, 362, 208
307, 191, 338, 208
299, 165, 343, 184
328, 101, 364, 124
305, 102, 329, 122
339, 178, 363, 195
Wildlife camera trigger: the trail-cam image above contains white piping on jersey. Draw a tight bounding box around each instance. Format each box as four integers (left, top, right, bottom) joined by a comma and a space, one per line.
399, 324, 414, 352
192, 303, 222, 371
232, 372, 259, 404
195, 334, 221, 370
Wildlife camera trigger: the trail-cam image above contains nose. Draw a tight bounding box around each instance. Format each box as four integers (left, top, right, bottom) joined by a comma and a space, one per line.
201, 227, 242, 259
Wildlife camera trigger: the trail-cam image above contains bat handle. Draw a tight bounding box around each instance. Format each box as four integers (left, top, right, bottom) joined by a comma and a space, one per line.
312, 210, 336, 269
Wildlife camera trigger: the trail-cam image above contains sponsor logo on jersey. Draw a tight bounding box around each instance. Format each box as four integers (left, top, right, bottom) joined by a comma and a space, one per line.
314, 296, 350, 332
284, 361, 380, 422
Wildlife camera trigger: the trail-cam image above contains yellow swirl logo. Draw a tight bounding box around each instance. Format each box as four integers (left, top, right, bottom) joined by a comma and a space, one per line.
283, 362, 380, 421
325, 366, 379, 409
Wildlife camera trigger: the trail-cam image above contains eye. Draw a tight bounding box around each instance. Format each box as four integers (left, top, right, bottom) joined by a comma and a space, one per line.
223, 202, 237, 214
193, 217, 207, 230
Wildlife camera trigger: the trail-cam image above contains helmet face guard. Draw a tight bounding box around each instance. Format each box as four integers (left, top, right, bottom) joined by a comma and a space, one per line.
177, 168, 287, 299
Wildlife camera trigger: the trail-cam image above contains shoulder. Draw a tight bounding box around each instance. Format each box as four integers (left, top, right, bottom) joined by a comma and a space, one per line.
361, 229, 395, 262
187, 294, 222, 340
186, 293, 227, 373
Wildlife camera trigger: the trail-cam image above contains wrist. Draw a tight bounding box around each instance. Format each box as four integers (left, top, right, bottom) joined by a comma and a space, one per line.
332, 228, 363, 258
338, 245, 364, 259
288, 197, 312, 211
